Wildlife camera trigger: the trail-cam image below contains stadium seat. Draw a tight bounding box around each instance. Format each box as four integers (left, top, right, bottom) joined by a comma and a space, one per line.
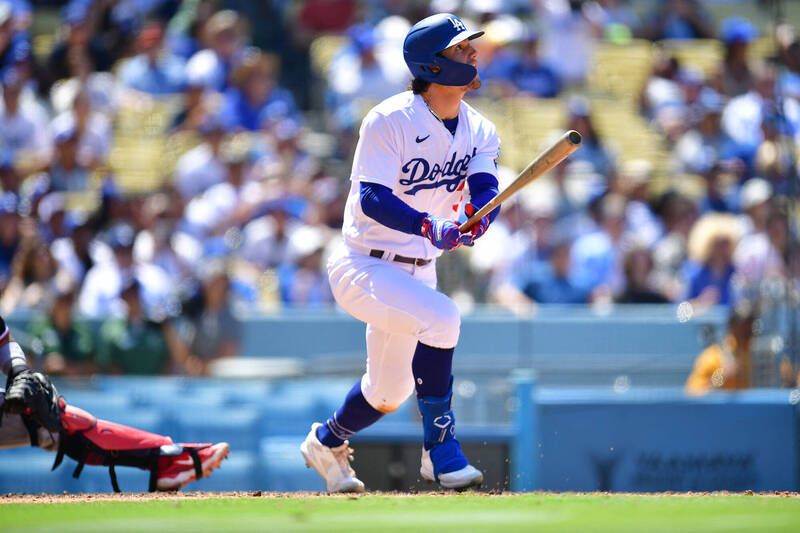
0, 448, 63, 494
173, 407, 261, 452
259, 436, 325, 492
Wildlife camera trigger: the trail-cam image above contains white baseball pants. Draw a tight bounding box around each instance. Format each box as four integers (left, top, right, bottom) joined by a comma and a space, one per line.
327, 244, 461, 413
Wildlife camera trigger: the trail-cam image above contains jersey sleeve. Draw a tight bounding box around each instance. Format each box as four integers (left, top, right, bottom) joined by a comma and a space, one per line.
467, 120, 500, 178
350, 111, 401, 189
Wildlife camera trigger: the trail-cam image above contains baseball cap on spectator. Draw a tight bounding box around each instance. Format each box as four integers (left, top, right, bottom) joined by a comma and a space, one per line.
106, 223, 136, 250
687, 213, 741, 264
198, 112, 230, 135
697, 88, 724, 114
720, 17, 756, 46
101, 175, 121, 201
220, 134, 251, 164
739, 177, 772, 211
374, 15, 411, 46
287, 224, 325, 262
0, 192, 18, 215
205, 9, 240, 40
566, 94, 591, 117
464, 0, 503, 17
120, 274, 141, 297
1, 67, 23, 91
37, 192, 66, 224
619, 159, 653, 193
184, 51, 217, 88
346, 24, 377, 52
197, 257, 229, 285
0, 146, 12, 169
678, 65, 705, 87
52, 115, 78, 144
0, 1, 11, 26
482, 15, 526, 46
599, 192, 627, 221
274, 118, 300, 142
258, 99, 291, 128
51, 269, 77, 299
62, 1, 88, 26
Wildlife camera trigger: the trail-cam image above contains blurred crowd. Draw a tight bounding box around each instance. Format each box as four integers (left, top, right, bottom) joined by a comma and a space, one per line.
0, 0, 797, 376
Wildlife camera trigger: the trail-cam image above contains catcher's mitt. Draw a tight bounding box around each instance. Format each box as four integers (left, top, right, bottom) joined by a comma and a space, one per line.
3, 370, 62, 432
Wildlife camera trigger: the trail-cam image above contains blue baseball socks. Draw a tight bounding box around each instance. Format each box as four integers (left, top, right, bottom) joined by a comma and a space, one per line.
316, 380, 383, 448
412, 342, 468, 478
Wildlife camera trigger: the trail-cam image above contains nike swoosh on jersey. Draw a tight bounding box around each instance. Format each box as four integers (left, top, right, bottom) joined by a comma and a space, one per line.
415, 134, 430, 143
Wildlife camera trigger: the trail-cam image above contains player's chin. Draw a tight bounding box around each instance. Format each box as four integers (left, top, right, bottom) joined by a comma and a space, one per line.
466, 74, 482, 91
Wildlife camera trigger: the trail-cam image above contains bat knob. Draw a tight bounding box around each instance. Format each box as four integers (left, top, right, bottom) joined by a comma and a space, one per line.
567, 130, 582, 145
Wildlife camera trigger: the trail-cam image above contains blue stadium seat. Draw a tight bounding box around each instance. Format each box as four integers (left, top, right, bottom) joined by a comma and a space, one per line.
173, 407, 261, 452
260, 436, 325, 492
0, 448, 63, 494
259, 392, 319, 436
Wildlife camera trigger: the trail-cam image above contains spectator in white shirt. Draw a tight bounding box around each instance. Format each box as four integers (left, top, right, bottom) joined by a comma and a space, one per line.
173, 113, 227, 200
0, 68, 52, 174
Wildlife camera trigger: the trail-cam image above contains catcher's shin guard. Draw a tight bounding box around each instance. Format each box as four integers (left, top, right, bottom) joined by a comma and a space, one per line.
53, 402, 209, 492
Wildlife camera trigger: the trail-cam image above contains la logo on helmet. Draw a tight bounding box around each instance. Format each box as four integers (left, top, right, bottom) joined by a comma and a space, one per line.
449, 17, 466, 31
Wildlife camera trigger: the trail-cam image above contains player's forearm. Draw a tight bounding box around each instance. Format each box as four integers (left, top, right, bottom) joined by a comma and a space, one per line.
466, 172, 501, 222
360, 182, 428, 235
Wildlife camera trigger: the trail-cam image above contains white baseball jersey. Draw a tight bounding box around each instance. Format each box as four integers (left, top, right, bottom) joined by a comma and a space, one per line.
342, 91, 500, 259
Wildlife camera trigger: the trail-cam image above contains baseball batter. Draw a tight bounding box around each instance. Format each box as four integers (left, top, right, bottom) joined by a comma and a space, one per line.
301, 13, 501, 492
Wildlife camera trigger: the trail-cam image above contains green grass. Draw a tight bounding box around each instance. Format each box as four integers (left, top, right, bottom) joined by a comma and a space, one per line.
0, 494, 800, 533
3, 493, 800, 533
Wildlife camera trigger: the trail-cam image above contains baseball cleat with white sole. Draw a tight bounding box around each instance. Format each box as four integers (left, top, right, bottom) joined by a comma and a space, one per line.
420, 447, 483, 490
301, 422, 365, 493
156, 442, 230, 491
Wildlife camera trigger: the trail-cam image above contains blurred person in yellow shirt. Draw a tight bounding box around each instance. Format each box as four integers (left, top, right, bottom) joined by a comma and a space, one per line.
686, 301, 800, 394
686, 303, 754, 395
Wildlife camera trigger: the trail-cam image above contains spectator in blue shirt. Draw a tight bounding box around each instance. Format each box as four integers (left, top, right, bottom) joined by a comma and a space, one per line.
522, 238, 587, 304
685, 213, 740, 307
223, 50, 299, 132
509, 28, 560, 98
0, 192, 19, 286
0, 1, 32, 79
640, 0, 714, 41
117, 19, 186, 96
564, 95, 616, 177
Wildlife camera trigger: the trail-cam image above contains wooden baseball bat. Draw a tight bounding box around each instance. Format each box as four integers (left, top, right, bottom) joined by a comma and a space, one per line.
459, 130, 582, 233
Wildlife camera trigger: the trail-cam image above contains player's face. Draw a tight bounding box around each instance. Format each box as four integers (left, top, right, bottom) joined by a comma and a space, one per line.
441, 38, 481, 90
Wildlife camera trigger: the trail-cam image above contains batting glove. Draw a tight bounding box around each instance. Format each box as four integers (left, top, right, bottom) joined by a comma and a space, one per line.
464, 203, 491, 241
420, 215, 473, 250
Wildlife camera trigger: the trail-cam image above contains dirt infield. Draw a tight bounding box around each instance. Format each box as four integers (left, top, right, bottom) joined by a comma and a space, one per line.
2, 490, 799, 504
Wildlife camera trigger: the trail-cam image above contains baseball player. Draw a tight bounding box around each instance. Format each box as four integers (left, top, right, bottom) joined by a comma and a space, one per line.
0, 316, 230, 492
301, 13, 501, 492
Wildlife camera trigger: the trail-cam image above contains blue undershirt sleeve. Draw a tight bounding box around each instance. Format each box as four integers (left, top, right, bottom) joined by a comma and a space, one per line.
467, 172, 501, 223
360, 181, 428, 235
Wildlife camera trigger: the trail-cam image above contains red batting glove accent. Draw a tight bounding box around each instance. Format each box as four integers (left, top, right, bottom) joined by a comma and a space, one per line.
464, 203, 490, 240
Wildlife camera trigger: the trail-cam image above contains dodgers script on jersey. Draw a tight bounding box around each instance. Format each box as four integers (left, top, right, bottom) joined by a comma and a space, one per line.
342, 91, 500, 258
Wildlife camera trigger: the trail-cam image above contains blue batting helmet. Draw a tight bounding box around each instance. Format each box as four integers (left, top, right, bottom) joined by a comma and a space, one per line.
403, 13, 483, 87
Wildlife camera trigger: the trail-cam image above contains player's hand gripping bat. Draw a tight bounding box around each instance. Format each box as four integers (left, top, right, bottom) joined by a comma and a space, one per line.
459, 130, 582, 233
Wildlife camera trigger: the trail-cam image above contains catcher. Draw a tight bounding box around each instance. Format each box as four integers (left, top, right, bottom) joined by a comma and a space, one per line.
0, 316, 229, 492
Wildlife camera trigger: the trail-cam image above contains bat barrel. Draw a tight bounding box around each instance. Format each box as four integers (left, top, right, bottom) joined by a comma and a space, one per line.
567, 130, 582, 145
